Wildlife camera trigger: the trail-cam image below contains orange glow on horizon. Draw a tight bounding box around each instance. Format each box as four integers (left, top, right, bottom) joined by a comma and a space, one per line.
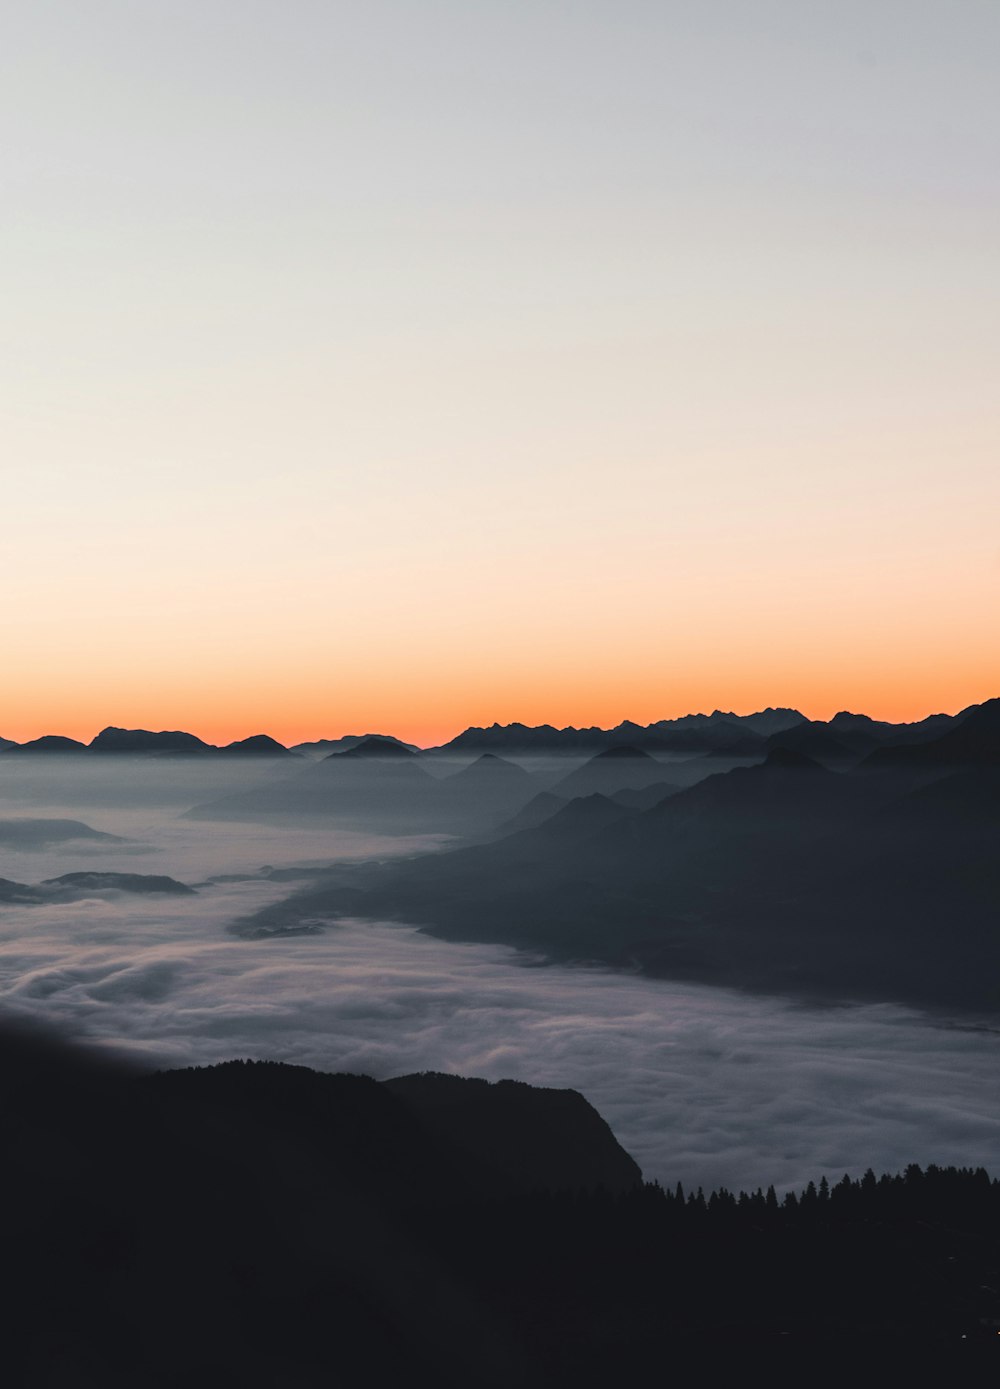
3, 678, 995, 750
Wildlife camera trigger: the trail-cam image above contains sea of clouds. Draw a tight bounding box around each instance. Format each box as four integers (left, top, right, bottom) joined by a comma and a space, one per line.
1, 763, 998, 1194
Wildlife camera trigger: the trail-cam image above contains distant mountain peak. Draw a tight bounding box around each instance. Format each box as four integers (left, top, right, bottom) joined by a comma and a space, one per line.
829, 711, 886, 731
219, 734, 294, 757
468, 752, 522, 769
330, 735, 417, 760
89, 727, 211, 755
3, 735, 87, 755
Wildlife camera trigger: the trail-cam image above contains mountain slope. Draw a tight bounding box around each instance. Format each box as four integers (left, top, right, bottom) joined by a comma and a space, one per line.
246, 747, 1000, 1012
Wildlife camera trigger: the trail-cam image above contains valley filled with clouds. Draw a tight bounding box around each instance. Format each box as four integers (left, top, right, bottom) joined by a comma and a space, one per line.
1, 753, 998, 1195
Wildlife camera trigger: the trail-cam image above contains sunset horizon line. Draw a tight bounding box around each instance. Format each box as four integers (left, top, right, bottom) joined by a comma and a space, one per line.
3, 692, 996, 752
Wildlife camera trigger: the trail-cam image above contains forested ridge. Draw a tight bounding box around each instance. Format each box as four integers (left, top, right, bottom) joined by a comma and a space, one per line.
3, 1035, 1000, 1384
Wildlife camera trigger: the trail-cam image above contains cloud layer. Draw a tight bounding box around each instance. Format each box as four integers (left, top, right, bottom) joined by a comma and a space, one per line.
2, 800, 1000, 1194
1, 763, 999, 1194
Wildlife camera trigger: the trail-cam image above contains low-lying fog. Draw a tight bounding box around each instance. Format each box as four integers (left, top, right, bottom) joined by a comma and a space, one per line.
1, 755, 998, 1193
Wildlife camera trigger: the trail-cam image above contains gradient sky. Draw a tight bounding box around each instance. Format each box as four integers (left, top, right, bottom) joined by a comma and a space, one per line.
3, 1, 998, 745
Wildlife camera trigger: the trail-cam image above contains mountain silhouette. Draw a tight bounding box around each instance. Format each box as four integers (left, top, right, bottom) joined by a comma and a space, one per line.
247, 731, 1000, 1012
3, 1024, 998, 1385
733, 706, 806, 736
553, 745, 679, 799
217, 733, 296, 756
432, 714, 773, 757
863, 697, 1000, 771
436, 753, 539, 820
292, 733, 419, 757
88, 726, 214, 755
329, 734, 418, 759
447, 751, 530, 778
185, 737, 545, 835
3, 734, 88, 754
384, 1072, 641, 1194
185, 741, 448, 831
766, 721, 858, 764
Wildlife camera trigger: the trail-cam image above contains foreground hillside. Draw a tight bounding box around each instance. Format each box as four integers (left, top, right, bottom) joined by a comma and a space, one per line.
2, 1028, 999, 1385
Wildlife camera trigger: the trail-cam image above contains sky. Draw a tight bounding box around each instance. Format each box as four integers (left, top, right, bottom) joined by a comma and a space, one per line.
3, 1, 998, 745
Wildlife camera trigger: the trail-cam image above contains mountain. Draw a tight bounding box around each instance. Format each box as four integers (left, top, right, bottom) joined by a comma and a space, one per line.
293, 733, 419, 758
218, 734, 297, 757
0, 872, 194, 903
553, 745, 679, 799
438, 754, 539, 821
88, 726, 213, 755
765, 708, 972, 766
0, 878, 42, 904
433, 721, 578, 754
445, 751, 530, 782
185, 741, 542, 834
3, 1026, 999, 1384
431, 712, 778, 757
734, 707, 806, 736
766, 720, 861, 764
2, 734, 87, 754
184, 743, 445, 829
246, 742, 1000, 1012
384, 1072, 641, 1194
642, 717, 765, 756
0, 1029, 647, 1387
862, 697, 1000, 771
329, 734, 418, 759
0, 818, 126, 848
508, 791, 634, 847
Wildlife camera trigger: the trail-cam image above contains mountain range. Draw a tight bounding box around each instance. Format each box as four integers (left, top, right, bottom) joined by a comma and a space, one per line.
0, 702, 987, 763
242, 699, 1000, 1014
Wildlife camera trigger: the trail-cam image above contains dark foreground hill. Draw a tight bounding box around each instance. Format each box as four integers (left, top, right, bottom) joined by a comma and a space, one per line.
2, 1026, 999, 1386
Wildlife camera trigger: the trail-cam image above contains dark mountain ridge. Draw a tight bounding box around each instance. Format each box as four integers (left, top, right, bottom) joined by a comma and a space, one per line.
0, 727, 296, 757
292, 733, 419, 757
3, 1027, 1000, 1385
89, 726, 215, 755
328, 734, 417, 759
431, 715, 772, 757
217, 733, 298, 757
0, 703, 977, 762
862, 697, 1000, 771
3, 734, 88, 754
